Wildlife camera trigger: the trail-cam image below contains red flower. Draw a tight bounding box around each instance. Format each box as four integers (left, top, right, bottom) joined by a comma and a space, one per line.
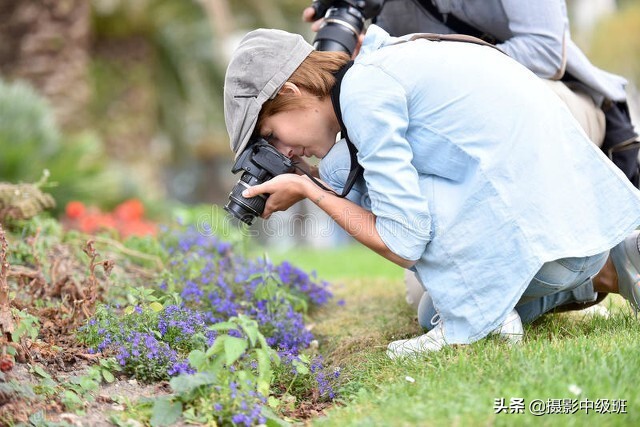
118, 220, 157, 238
114, 199, 145, 222
62, 199, 157, 239
65, 201, 86, 219
0, 354, 14, 373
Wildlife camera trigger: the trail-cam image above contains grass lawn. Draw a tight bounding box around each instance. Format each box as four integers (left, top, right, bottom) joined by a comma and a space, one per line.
264, 243, 404, 281
277, 245, 639, 426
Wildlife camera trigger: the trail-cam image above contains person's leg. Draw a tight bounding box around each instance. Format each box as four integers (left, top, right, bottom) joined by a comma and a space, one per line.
389, 232, 640, 359
417, 247, 627, 329
515, 251, 608, 324
404, 270, 424, 310
416, 253, 608, 330
544, 80, 606, 147
417, 290, 438, 330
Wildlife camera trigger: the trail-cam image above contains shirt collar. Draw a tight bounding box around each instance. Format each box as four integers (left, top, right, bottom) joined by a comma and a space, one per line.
360, 24, 393, 55
360, 24, 417, 56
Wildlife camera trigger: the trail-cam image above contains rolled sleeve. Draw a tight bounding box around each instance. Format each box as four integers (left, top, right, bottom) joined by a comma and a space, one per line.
376, 214, 431, 261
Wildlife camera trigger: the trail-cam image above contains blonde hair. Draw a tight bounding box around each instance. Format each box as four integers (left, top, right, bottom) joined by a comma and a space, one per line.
256, 50, 350, 134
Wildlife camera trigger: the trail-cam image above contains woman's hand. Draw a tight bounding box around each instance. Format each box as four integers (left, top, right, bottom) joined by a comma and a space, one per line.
301, 5, 365, 58
241, 174, 313, 218
302, 6, 325, 32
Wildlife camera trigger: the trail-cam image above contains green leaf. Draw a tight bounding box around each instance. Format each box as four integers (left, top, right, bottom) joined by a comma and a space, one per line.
126, 294, 136, 306
257, 379, 271, 398
268, 396, 280, 409
187, 349, 207, 370
254, 280, 278, 301
240, 320, 259, 347
292, 359, 309, 376
207, 321, 237, 331
150, 398, 182, 427
149, 302, 164, 312
262, 406, 291, 427
255, 349, 274, 396
224, 336, 248, 366
169, 371, 217, 394
102, 369, 115, 383
31, 364, 50, 379
61, 389, 83, 410
205, 336, 225, 358
11, 310, 40, 341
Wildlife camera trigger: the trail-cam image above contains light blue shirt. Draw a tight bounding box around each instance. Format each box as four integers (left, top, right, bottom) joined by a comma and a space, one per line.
320, 25, 640, 343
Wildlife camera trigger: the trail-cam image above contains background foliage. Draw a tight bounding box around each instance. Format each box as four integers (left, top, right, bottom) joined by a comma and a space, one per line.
1, 0, 639, 208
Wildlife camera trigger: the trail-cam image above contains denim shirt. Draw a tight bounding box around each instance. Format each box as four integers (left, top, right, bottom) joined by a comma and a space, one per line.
320, 25, 640, 344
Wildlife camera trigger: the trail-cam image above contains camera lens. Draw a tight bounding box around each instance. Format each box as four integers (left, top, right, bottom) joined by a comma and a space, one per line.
224, 173, 268, 225
313, 6, 365, 54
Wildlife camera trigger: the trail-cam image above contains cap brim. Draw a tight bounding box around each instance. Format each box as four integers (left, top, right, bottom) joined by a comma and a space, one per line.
234, 113, 258, 159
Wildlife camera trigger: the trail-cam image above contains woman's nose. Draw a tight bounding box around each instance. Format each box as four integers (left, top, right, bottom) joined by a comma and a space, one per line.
272, 141, 292, 158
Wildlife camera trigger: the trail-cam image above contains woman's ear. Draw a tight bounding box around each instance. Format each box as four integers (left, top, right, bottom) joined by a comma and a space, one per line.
279, 82, 302, 96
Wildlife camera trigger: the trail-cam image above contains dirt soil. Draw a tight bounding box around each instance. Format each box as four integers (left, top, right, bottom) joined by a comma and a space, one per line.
3, 362, 176, 426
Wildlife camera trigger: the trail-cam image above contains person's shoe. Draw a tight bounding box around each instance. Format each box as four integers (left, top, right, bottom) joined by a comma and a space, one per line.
386, 322, 447, 359
489, 309, 524, 344
386, 309, 523, 359
610, 230, 640, 314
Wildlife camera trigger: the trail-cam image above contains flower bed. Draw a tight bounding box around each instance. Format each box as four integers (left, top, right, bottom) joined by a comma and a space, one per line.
0, 207, 340, 426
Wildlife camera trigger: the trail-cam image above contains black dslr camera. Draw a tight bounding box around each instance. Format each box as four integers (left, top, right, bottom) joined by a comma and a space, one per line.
224, 139, 295, 225
311, 0, 384, 55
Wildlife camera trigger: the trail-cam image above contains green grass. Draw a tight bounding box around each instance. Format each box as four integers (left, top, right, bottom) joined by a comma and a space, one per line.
303, 268, 640, 427
255, 244, 638, 425
260, 243, 404, 281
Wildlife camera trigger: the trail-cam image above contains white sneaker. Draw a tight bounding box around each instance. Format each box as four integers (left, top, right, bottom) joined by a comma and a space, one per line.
386, 322, 447, 359
386, 309, 523, 359
489, 309, 524, 344
579, 304, 610, 319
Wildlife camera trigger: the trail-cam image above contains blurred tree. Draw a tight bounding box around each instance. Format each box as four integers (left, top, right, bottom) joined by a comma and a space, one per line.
587, 1, 640, 86
0, 0, 91, 130
89, 0, 311, 204
0, 78, 126, 212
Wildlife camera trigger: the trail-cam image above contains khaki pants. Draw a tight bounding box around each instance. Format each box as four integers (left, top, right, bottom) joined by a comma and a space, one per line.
544, 80, 606, 147
404, 80, 606, 309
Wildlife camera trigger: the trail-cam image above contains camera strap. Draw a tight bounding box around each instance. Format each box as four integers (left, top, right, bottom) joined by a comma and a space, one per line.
329, 60, 364, 198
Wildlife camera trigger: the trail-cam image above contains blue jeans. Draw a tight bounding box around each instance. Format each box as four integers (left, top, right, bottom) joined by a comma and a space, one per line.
418, 251, 609, 329
515, 251, 609, 324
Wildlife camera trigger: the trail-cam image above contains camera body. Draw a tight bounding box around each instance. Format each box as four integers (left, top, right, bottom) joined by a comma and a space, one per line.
224, 139, 295, 225
311, 0, 384, 55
